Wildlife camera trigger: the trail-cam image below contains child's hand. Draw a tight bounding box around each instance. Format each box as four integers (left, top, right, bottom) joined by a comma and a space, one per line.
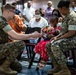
42, 27, 48, 33
47, 34, 54, 38
50, 36, 58, 42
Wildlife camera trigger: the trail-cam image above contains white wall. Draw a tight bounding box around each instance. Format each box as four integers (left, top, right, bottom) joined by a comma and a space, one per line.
32, 0, 52, 10
32, 0, 60, 9
53, 0, 60, 8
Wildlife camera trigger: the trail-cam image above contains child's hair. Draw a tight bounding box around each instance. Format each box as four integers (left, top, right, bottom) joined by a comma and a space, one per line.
50, 15, 58, 22
12, 2, 17, 6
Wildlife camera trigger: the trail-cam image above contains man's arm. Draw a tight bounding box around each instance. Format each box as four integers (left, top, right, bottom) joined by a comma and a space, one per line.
57, 30, 76, 40
7, 30, 42, 40
50, 30, 75, 42
57, 21, 76, 40
3, 24, 42, 40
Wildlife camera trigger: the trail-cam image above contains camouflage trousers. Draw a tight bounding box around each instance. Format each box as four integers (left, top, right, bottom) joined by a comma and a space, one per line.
46, 37, 76, 65
0, 40, 25, 63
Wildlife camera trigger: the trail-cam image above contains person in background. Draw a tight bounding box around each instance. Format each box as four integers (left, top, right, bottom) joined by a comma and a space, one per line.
46, 0, 76, 75
29, 9, 48, 28
8, 15, 26, 34
34, 15, 60, 69
0, 4, 42, 75
70, 1, 76, 12
52, 9, 62, 26
29, 9, 48, 43
39, 8, 45, 17
12, 2, 21, 15
12, 2, 25, 23
22, 1, 35, 27
52, 9, 62, 18
45, 1, 54, 24
58, 17, 63, 26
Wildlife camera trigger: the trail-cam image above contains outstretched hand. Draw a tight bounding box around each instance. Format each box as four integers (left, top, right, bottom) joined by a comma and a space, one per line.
50, 36, 58, 43
32, 31, 42, 38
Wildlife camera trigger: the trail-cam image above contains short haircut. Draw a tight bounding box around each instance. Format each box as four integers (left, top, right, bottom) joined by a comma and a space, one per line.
57, 0, 70, 8
3, 4, 15, 10
12, 2, 17, 6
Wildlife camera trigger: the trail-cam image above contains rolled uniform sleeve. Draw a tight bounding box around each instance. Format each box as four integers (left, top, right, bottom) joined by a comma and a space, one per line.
3, 25, 12, 32
68, 16, 76, 30
68, 25, 76, 30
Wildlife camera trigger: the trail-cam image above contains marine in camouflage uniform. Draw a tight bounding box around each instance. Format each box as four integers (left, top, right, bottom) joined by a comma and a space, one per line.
46, 10, 76, 75
0, 16, 25, 74
0, 3, 42, 75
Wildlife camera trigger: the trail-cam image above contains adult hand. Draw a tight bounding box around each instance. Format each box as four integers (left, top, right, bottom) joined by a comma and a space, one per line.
50, 36, 58, 43
32, 31, 42, 38
53, 37, 58, 41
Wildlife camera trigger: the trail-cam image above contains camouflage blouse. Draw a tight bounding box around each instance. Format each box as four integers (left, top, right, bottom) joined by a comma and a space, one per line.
0, 16, 12, 44
61, 11, 76, 36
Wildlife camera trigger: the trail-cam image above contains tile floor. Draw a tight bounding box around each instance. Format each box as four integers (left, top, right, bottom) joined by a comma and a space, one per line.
17, 50, 52, 75
0, 48, 76, 75
17, 60, 52, 75
17, 47, 76, 75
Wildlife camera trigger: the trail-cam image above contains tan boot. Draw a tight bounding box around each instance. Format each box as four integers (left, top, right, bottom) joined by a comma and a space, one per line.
53, 63, 71, 75
47, 60, 61, 75
0, 60, 17, 75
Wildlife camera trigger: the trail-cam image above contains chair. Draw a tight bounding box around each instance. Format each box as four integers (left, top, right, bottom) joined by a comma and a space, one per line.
28, 51, 53, 70
21, 27, 42, 68
63, 48, 76, 74
68, 49, 76, 73
71, 49, 76, 68
25, 27, 41, 59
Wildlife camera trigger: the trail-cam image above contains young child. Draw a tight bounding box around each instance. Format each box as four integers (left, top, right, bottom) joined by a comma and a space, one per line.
34, 15, 61, 69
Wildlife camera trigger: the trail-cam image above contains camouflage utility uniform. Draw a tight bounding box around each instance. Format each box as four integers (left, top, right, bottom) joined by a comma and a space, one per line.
0, 16, 25, 71
46, 11, 76, 65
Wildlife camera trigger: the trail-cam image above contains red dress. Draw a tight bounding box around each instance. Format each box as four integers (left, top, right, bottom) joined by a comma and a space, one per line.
34, 26, 60, 61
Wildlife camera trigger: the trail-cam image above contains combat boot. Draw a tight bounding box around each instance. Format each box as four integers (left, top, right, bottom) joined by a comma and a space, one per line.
10, 59, 22, 72
53, 63, 71, 75
0, 60, 17, 75
47, 60, 61, 75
